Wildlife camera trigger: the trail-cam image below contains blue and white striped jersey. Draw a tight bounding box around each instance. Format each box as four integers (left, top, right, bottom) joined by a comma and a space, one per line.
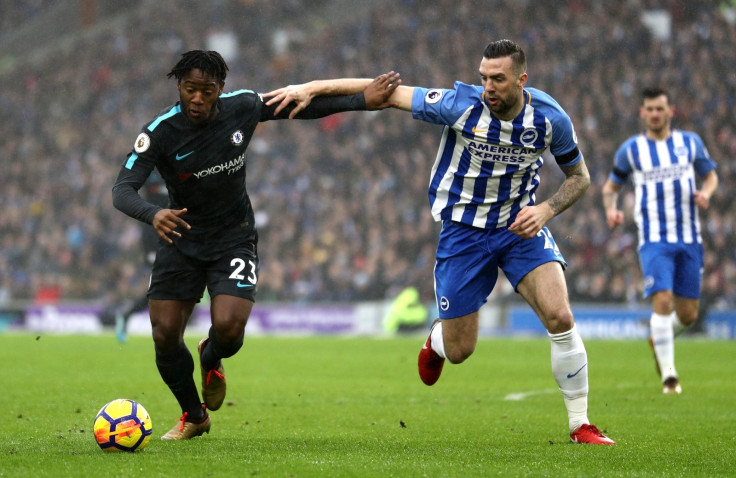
411, 82, 582, 229
610, 129, 716, 246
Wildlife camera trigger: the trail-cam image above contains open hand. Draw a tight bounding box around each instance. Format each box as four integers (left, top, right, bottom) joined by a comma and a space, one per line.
152, 208, 190, 243
364, 71, 401, 110
263, 85, 313, 119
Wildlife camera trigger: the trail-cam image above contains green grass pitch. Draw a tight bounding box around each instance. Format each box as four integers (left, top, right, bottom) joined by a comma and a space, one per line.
1, 332, 734, 477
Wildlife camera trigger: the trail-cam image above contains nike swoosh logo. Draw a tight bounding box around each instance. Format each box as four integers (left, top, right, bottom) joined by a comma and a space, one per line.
471, 127, 489, 134
175, 151, 194, 160
567, 363, 587, 379
236, 282, 254, 288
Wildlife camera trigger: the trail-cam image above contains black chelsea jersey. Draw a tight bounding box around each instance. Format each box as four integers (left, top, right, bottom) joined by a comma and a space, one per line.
114, 90, 263, 259
113, 89, 366, 261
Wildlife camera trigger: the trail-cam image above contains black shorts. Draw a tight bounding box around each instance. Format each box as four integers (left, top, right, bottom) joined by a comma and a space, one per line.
148, 240, 259, 302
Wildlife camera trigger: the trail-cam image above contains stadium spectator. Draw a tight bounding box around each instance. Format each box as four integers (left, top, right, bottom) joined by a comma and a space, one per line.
382, 286, 429, 334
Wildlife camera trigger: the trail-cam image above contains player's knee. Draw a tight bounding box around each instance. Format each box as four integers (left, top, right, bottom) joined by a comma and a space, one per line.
209, 325, 244, 358
543, 310, 575, 335
151, 325, 182, 353
674, 298, 699, 325
445, 342, 475, 364
213, 318, 246, 341
652, 291, 674, 312
678, 310, 698, 325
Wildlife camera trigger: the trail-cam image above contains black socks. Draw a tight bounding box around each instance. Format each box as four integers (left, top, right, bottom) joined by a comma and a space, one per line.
201, 327, 244, 371
155, 342, 205, 420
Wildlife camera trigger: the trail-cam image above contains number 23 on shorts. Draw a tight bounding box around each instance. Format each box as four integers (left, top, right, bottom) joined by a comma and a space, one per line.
229, 257, 257, 289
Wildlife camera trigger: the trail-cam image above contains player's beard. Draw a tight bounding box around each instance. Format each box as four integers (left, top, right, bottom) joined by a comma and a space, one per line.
646, 117, 670, 136
486, 93, 519, 119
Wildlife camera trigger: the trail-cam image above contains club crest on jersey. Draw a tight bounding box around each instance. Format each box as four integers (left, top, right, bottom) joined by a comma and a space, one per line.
134, 133, 151, 153
425, 89, 443, 104
520, 128, 538, 146
231, 130, 244, 145
674, 146, 689, 158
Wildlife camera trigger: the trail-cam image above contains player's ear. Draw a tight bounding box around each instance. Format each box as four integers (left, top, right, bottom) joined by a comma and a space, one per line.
517, 72, 528, 89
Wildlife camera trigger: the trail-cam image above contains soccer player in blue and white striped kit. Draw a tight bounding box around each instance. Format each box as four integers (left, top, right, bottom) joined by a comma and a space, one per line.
267, 39, 614, 445
603, 87, 718, 395
406, 39, 615, 445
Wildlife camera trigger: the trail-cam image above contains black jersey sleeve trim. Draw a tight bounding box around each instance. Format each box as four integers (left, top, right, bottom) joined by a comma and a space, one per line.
261, 93, 366, 121
554, 146, 581, 166
611, 167, 628, 181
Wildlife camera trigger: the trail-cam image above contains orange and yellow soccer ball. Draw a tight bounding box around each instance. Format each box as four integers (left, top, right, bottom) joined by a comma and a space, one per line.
93, 399, 153, 452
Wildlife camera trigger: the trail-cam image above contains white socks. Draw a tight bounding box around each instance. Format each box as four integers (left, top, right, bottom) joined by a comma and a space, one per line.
549, 325, 589, 432
430, 320, 447, 359
672, 312, 689, 337
651, 312, 678, 380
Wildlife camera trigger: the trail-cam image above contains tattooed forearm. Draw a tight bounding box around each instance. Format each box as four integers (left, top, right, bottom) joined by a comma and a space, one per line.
546, 160, 591, 216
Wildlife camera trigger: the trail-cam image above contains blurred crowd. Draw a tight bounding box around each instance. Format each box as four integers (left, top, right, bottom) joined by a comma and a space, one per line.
1, 0, 735, 316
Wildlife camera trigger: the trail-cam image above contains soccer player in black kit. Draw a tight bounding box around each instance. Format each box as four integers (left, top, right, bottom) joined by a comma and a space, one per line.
112, 50, 400, 440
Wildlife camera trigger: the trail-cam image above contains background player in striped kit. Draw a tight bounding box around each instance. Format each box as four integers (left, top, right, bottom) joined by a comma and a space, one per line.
602, 87, 718, 394
269, 39, 614, 445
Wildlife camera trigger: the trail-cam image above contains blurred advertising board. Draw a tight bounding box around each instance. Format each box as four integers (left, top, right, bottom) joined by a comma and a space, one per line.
508, 305, 736, 339
6, 303, 736, 339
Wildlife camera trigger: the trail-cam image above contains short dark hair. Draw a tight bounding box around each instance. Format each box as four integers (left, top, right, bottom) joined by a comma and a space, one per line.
167, 50, 229, 84
642, 86, 671, 104
483, 39, 526, 75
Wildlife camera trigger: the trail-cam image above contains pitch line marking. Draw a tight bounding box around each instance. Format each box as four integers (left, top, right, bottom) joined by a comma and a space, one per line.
504, 388, 558, 401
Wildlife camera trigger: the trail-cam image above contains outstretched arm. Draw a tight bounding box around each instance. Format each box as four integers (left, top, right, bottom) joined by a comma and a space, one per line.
264, 72, 403, 118
386, 84, 414, 112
